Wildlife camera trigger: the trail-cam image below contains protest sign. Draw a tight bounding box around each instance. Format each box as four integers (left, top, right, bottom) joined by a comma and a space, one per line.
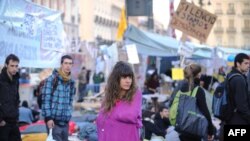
170, 0, 217, 42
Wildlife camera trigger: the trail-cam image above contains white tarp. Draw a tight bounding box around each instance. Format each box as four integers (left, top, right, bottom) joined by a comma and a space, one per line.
0, 0, 65, 68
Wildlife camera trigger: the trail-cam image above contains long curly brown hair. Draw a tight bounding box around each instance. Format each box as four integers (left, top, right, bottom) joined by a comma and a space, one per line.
103, 61, 137, 113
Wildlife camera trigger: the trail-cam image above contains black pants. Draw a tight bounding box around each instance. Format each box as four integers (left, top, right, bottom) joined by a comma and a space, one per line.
0, 123, 21, 141
179, 134, 201, 141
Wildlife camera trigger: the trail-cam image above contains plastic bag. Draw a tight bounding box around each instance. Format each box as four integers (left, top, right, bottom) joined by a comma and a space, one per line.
46, 129, 56, 141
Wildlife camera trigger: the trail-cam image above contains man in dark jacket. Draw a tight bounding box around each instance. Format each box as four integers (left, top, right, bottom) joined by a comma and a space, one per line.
154, 106, 170, 131
227, 53, 250, 124
0, 54, 21, 141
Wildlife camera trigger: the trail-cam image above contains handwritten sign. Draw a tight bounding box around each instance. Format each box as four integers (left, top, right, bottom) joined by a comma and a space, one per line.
41, 20, 64, 51
23, 14, 38, 36
170, 0, 217, 42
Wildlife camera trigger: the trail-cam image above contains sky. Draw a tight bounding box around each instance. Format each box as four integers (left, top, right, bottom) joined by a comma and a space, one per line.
153, 0, 183, 39
153, 0, 181, 29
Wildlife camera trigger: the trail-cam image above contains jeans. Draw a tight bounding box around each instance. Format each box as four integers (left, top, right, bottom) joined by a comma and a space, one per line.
46, 124, 69, 141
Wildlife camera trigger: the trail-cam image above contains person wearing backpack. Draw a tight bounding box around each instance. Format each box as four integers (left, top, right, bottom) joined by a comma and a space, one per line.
172, 64, 215, 141
41, 55, 76, 141
226, 53, 250, 125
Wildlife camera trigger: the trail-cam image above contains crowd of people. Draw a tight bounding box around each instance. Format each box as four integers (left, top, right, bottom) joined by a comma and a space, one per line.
1, 52, 250, 141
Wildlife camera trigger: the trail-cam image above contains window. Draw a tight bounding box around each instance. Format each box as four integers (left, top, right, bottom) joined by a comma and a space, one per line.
228, 3, 234, 10
244, 20, 250, 28
244, 35, 250, 48
216, 20, 222, 27
216, 3, 222, 8
229, 19, 234, 27
244, 2, 250, 9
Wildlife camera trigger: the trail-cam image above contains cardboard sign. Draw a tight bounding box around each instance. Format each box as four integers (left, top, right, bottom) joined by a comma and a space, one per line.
170, 0, 217, 42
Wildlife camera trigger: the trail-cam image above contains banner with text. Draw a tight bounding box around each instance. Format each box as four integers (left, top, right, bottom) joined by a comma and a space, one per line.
170, 0, 217, 42
0, 0, 65, 68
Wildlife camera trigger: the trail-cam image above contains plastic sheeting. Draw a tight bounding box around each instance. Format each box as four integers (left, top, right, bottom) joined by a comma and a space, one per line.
0, 0, 66, 68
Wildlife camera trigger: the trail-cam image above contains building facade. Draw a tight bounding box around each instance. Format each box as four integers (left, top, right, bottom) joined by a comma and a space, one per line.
79, 0, 124, 44
193, 0, 250, 49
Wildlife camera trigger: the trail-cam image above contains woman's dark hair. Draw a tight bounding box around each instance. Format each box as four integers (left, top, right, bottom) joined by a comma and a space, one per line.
184, 64, 201, 91
103, 61, 137, 113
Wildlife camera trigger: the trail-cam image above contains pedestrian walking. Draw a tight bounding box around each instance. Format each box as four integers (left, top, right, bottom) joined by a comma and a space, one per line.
42, 55, 76, 141
96, 61, 142, 141
0, 54, 21, 141
77, 66, 87, 102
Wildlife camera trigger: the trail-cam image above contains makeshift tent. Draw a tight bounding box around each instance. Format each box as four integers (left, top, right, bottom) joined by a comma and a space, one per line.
124, 25, 178, 57
124, 25, 215, 59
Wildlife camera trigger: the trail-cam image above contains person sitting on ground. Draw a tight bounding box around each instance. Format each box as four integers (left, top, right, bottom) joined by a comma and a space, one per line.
154, 106, 170, 131
19, 100, 34, 124
142, 110, 166, 141
144, 72, 160, 94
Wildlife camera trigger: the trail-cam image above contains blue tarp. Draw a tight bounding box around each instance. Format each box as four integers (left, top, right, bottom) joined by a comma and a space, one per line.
124, 25, 250, 59
124, 25, 178, 57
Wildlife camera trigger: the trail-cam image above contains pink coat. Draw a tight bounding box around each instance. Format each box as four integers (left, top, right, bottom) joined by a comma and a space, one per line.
96, 90, 142, 141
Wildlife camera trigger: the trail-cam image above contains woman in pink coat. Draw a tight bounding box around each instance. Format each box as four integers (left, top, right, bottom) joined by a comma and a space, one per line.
96, 61, 142, 141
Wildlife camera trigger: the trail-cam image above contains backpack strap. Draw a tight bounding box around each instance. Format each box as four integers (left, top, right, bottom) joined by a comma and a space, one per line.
228, 73, 244, 82
190, 86, 199, 97
51, 75, 58, 95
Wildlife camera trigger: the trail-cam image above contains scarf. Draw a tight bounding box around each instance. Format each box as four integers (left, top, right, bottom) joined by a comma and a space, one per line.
58, 69, 71, 82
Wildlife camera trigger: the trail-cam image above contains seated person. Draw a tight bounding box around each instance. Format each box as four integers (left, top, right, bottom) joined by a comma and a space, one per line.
144, 72, 160, 94
154, 106, 170, 131
142, 110, 166, 141
19, 101, 34, 124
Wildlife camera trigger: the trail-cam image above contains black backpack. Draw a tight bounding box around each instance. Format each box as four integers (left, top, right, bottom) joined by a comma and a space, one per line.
212, 73, 243, 121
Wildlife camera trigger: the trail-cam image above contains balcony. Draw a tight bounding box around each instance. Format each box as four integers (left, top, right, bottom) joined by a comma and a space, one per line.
215, 10, 223, 15
213, 27, 224, 33
242, 28, 250, 33
226, 27, 236, 33
242, 9, 250, 15
227, 9, 235, 15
